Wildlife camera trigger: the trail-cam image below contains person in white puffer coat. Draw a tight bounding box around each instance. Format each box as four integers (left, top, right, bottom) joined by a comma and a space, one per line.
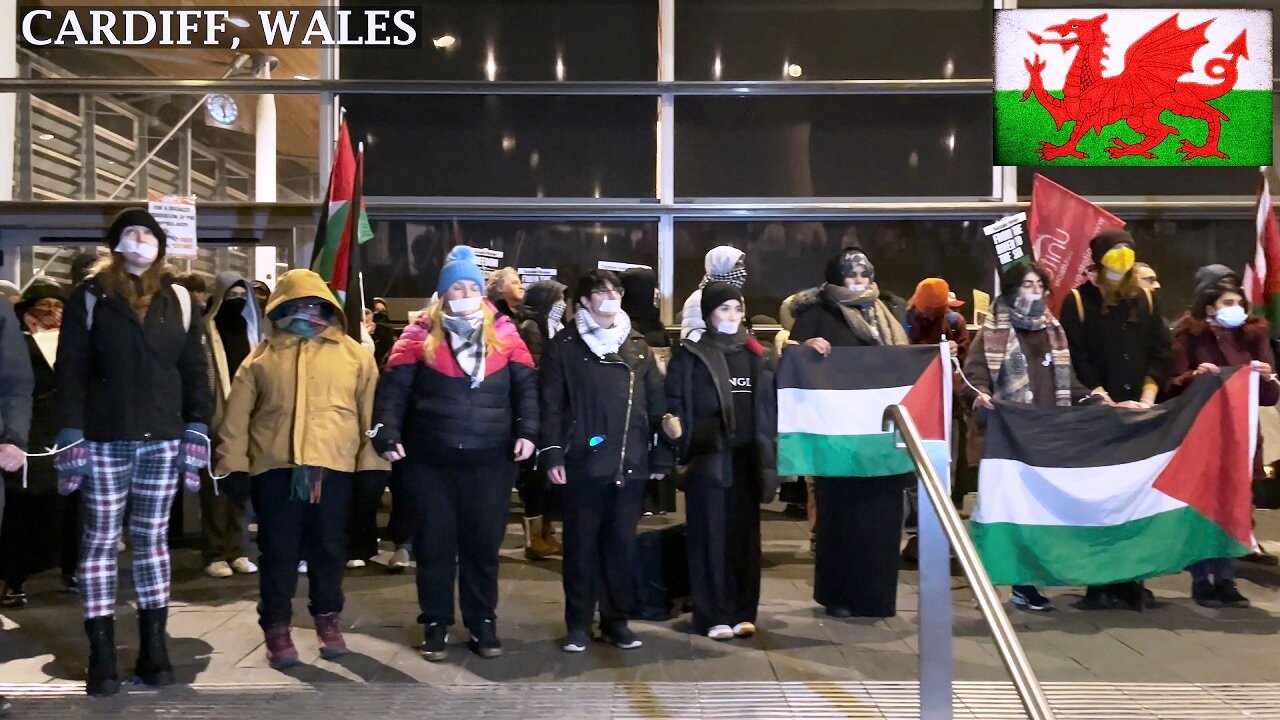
680, 246, 746, 342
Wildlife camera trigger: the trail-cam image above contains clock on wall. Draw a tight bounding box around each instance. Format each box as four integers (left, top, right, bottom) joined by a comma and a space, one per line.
206, 94, 238, 125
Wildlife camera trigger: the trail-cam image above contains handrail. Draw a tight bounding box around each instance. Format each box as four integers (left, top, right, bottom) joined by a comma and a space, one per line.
883, 404, 1056, 720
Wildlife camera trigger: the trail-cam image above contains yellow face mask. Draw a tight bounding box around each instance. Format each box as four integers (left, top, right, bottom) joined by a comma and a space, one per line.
1100, 246, 1136, 277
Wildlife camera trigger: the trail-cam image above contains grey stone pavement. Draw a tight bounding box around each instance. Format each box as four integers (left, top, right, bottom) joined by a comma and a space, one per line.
4, 498, 1280, 691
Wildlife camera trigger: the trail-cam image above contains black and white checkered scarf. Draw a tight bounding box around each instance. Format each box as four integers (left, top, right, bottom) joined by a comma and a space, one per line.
576, 306, 632, 358
443, 311, 487, 388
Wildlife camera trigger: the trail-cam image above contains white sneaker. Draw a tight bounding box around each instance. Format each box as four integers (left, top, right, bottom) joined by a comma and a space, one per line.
297, 561, 308, 574
346, 559, 366, 569
389, 547, 411, 570
707, 625, 734, 641
732, 622, 757, 638
231, 557, 258, 574
204, 561, 234, 579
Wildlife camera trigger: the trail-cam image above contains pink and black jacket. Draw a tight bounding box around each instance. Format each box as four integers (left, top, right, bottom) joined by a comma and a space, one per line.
371, 305, 539, 464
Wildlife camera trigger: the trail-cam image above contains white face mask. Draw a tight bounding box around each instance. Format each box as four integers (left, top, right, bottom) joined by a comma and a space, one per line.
1024, 293, 1042, 303
447, 296, 483, 315
716, 320, 741, 335
846, 281, 867, 292
598, 298, 622, 314
116, 235, 159, 269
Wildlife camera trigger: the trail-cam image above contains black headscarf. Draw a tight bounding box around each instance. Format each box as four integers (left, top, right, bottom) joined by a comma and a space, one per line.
620, 268, 669, 347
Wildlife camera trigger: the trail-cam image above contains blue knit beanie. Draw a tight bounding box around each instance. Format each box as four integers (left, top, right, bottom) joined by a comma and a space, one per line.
437, 246, 486, 296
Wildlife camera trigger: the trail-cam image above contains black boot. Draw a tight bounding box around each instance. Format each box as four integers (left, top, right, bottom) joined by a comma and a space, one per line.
134, 607, 175, 686
84, 616, 120, 697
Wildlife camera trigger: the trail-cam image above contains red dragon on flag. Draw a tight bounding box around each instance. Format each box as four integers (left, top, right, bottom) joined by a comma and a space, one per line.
994, 10, 1270, 167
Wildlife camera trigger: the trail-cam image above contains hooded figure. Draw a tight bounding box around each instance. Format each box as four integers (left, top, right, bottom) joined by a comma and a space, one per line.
54, 207, 210, 697
523, 280, 568, 360
787, 247, 910, 620
215, 269, 386, 670
664, 282, 777, 639
621, 268, 670, 349
1, 280, 75, 611
680, 246, 746, 342
199, 273, 262, 580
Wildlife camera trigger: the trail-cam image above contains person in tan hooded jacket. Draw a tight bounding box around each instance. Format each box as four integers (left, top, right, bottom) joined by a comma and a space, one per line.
215, 268, 386, 670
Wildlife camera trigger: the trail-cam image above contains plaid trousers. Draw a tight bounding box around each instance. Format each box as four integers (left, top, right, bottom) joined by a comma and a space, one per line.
80, 440, 181, 619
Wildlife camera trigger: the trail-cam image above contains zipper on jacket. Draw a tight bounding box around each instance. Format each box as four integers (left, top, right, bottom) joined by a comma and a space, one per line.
601, 355, 635, 487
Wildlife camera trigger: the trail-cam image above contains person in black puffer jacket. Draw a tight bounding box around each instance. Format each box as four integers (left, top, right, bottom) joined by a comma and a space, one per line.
372, 247, 538, 663
538, 269, 671, 654
664, 283, 778, 641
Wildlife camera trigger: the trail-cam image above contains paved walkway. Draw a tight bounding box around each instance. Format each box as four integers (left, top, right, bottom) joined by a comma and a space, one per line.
4, 500, 1280, 712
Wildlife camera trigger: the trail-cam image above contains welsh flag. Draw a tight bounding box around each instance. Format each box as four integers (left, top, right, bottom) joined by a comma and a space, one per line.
1244, 174, 1280, 328
995, 9, 1272, 166
971, 369, 1257, 586
777, 345, 950, 478
310, 119, 374, 305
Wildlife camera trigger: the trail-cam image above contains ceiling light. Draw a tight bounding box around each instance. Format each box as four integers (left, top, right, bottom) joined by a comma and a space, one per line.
229, 16, 250, 29
293, 75, 310, 80
433, 34, 457, 49
943, 56, 955, 79
945, 130, 956, 153
485, 48, 498, 81
501, 132, 516, 153
37, 133, 53, 140
786, 63, 803, 78
713, 54, 723, 80
555, 55, 565, 82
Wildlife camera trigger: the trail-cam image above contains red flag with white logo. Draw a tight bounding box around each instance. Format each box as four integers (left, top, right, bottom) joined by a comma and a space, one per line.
1028, 174, 1126, 316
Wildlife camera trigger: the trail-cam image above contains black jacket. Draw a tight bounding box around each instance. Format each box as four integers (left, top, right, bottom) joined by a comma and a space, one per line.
57, 277, 210, 441
1058, 282, 1172, 402
665, 337, 778, 502
372, 313, 539, 464
5, 333, 58, 492
538, 324, 671, 484
0, 298, 32, 449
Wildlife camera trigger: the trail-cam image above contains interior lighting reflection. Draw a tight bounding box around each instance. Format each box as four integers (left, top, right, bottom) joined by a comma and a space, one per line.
713, 54, 722, 80
433, 34, 457, 49
485, 48, 498, 81
943, 56, 955, 79
229, 16, 250, 29
502, 132, 517, 153
945, 130, 957, 154
556, 55, 566, 81
908, 150, 919, 168
787, 63, 803, 78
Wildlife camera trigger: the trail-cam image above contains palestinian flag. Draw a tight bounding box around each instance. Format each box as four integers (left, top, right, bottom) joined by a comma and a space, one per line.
777, 345, 950, 478
971, 369, 1258, 587
1244, 174, 1280, 329
995, 9, 1272, 167
310, 119, 374, 303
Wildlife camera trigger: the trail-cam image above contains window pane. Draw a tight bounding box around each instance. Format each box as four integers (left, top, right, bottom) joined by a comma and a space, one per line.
342, 1, 656, 81
347, 95, 656, 198
674, 218, 1252, 322
20, 91, 319, 201
676, 0, 992, 81
23, 43, 320, 80
361, 219, 658, 301
676, 96, 992, 197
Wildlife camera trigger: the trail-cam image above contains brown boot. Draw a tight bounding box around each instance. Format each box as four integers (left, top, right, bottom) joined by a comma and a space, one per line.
541, 519, 563, 556
523, 517, 557, 561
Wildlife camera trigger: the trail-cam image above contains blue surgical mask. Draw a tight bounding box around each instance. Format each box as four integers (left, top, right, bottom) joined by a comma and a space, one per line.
1214, 305, 1247, 328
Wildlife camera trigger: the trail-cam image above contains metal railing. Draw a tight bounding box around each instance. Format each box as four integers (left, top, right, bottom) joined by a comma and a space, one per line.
882, 404, 1056, 720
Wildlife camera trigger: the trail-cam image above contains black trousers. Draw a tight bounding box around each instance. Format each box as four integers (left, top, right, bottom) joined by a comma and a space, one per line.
200, 476, 248, 564
562, 475, 646, 632
517, 461, 549, 518
347, 470, 390, 561
813, 475, 908, 617
386, 463, 412, 547
643, 475, 678, 515
400, 459, 514, 630
685, 455, 761, 633
0, 489, 79, 588
251, 468, 352, 629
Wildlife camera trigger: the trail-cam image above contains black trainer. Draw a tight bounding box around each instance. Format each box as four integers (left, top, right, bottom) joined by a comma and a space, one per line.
1191, 579, 1223, 608
467, 619, 503, 659
1010, 586, 1054, 612
421, 622, 449, 662
601, 622, 643, 650
562, 628, 589, 653
1215, 580, 1251, 608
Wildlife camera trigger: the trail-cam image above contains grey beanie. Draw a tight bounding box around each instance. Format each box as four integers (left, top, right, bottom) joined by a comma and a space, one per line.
1192, 264, 1239, 297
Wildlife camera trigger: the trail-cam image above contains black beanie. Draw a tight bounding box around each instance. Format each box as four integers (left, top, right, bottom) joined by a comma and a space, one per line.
106, 208, 167, 254
1089, 228, 1134, 266
701, 281, 744, 322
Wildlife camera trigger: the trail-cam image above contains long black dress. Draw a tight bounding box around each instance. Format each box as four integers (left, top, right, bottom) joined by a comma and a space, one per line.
788, 294, 909, 618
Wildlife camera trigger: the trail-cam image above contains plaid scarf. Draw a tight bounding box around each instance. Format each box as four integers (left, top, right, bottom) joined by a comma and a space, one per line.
983, 298, 1073, 407
822, 283, 909, 346
443, 311, 488, 389
576, 306, 632, 358
699, 265, 748, 289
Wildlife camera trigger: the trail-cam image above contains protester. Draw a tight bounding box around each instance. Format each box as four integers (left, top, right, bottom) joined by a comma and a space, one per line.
1, 281, 78, 607
510, 280, 569, 561
902, 278, 970, 562
250, 280, 271, 314
174, 271, 212, 313
486, 267, 528, 322
664, 282, 777, 640
373, 247, 539, 662
54, 207, 210, 696
681, 246, 746, 342
201, 274, 261, 579
1059, 229, 1172, 611
1168, 273, 1279, 608
0, 293, 32, 718
963, 263, 1098, 611
364, 308, 396, 368
215, 269, 384, 669
1133, 262, 1161, 292
788, 247, 910, 619
0, 282, 19, 305
620, 267, 676, 516
69, 252, 99, 286
539, 269, 670, 652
